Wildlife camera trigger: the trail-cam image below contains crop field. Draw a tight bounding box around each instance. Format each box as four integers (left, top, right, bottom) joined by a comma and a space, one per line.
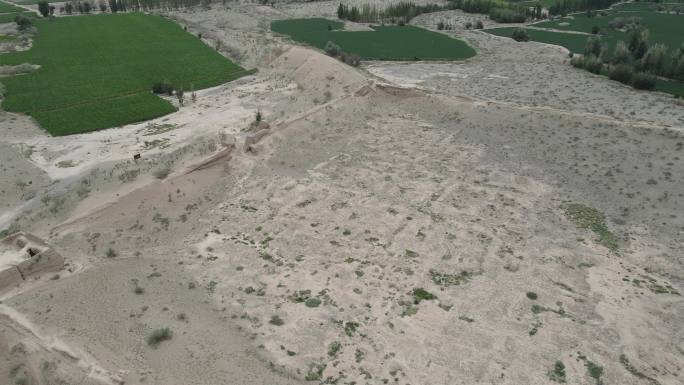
271, 18, 476, 60
485, 26, 604, 53
0, 0, 24, 13
0, 13, 249, 136
532, 9, 684, 52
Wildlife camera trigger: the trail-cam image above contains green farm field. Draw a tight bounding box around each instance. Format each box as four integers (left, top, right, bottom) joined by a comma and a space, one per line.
532, 8, 684, 53
0, 0, 25, 13
271, 18, 476, 60
0, 13, 250, 136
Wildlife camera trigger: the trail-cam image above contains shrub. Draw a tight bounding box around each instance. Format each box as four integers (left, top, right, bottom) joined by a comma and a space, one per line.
511, 28, 528, 42
437, 21, 445, 30
269, 315, 284, 326
608, 64, 633, 84
14, 15, 32, 31
640, 44, 667, 75
151, 81, 174, 95
340, 52, 361, 67
304, 297, 322, 307
612, 41, 631, 65
147, 328, 172, 347
632, 72, 656, 90
628, 28, 649, 59
584, 36, 603, 58
475, 20, 484, 29
412, 288, 437, 304
105, 247, 117, 258
324, 40, 341, 56
591, 25, 599, 34
583, 55, 603, 74
526, 292, 538, 300
465, 21, 472, 29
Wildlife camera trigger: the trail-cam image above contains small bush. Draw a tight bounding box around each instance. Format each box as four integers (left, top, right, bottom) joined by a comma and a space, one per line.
105, 247, 117, 258
151, 81, 174, 95
147, 328, 172, 347
608, 64, 633, 84
339, 52, 361, 67
14, 15, 33, 31
475, 20, 484, 29
328, 341, 342, 357
269, 315, 284, 326
304, 297, 322, 308
548, 361, 566, 383
465, 21, 472, 29
526, 292, 538, 300
511, 28, 529, 42
583, 55, 603, 74
412, 288, 437, 304
632, 71, 656, 90
324, 40, 341, 56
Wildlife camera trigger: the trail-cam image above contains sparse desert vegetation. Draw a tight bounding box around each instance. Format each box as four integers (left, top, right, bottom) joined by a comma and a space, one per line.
0, 1, 681, 385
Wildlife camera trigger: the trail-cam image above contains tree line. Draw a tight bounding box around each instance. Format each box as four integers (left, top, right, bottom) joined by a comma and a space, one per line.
548, 0, 621, 16
336, 0, 543, 25
571, 28, 684, 92
37, 0, 209, 16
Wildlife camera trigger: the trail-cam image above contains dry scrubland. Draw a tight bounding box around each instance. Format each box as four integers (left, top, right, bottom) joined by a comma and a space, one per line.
0, 2, 683, 385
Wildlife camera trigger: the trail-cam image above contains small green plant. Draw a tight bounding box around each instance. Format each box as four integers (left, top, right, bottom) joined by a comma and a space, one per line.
526, 292, 538, 300
105, 247, 117, 258
412, 288, 437, 304
305, 363, 326, 381
304, 298, 322, 308
531, 304, 547, 314
512, 28, 529, 42
344, 321, 359, 336
328, 341, 342, 357
134, 286, 144, 295
269, 315, 284, 326
547, 360, 566, 383
147, 328, 172, 347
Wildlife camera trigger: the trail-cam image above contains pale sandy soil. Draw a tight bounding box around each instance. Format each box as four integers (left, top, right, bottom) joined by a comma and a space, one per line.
0, 2, 682, 385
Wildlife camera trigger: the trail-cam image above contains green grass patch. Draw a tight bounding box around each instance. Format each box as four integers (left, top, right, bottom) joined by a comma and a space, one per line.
271, 18, 475, 60
0, 10, 33, 23
485, 26, 597, 53
562, 203, 619, 252
0, 0, 25, 13
0, 13, 250, 135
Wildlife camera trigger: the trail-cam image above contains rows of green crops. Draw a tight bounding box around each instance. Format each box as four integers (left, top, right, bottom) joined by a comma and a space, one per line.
271, 18, 476, 60
0, 13, 250, 135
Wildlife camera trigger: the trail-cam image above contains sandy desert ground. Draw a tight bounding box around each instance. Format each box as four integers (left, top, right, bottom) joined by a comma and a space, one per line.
0, 2, 682, 385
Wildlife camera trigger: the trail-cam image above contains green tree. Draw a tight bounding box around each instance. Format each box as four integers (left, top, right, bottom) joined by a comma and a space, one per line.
612, 41, 631, 64
584, 36, 603, 58
38, 1, 50, 17
628, 28, 649, 59
640, 44, 667, 75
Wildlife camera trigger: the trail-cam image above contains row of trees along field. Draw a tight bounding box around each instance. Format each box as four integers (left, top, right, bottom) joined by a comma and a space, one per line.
547, 0, 621, 16
571, 28, 684, 91
336, 0, 544, 24
37, 0, 208, 15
